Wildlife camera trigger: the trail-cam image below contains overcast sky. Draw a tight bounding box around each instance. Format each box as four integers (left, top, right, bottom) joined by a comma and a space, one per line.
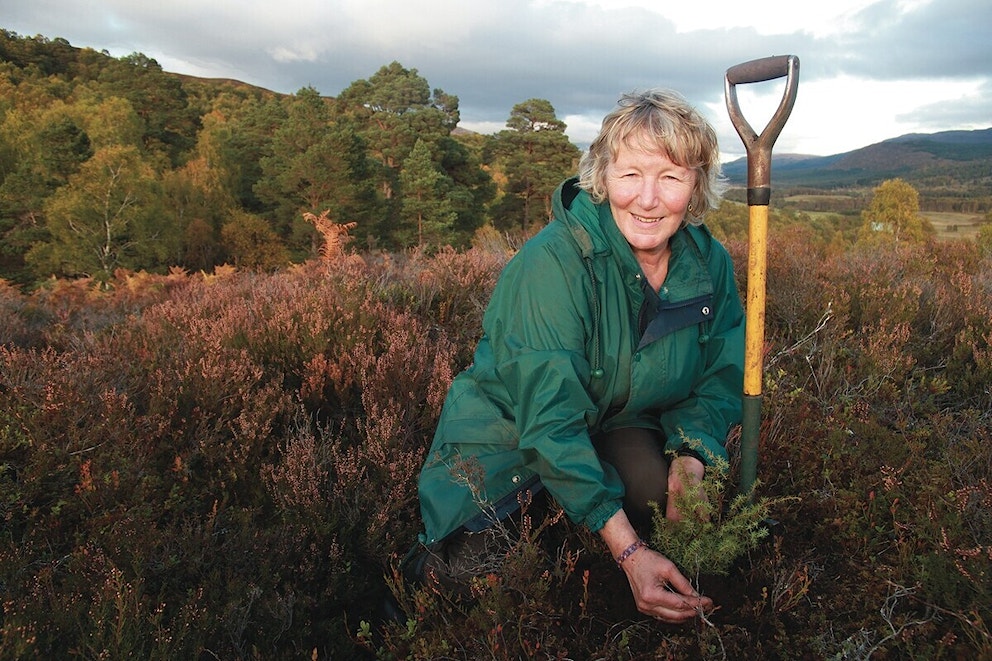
3, 0, 989, 161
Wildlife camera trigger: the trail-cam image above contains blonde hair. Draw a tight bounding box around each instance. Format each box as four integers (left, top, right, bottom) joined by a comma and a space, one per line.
577, 89, 726, 224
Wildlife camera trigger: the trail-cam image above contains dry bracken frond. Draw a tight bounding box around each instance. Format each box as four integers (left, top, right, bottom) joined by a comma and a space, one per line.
304, 210, 357, 261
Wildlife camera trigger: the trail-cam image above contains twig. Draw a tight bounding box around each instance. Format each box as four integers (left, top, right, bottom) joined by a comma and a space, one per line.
766, 302, 833, 370
69, 441, 107, 456
887, 579, 992, 644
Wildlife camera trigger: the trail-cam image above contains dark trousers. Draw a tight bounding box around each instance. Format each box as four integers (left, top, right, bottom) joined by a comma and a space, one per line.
405, 427, 670, 591
592, 426, 670, 532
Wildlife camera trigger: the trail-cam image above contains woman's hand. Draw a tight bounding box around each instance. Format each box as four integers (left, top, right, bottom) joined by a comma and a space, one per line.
666, 454, 706, 521
600, 508, 712, 623
621, 545, 713, 623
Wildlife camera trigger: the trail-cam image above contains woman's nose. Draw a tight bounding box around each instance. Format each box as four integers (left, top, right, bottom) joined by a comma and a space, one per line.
636, 178, 660, 207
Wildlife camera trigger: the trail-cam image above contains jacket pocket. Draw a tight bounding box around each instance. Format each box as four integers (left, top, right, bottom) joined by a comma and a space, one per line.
436, 375, 518, 446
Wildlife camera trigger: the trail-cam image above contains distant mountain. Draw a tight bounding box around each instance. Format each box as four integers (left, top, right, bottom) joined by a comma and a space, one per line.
722, 127, 992, 192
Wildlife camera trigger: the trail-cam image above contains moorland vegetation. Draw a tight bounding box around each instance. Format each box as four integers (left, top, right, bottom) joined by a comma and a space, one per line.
2, 226, 990, 659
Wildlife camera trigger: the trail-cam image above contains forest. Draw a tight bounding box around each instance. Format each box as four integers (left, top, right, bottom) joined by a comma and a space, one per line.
1, 29, 992, 660
0, 30, 578, 288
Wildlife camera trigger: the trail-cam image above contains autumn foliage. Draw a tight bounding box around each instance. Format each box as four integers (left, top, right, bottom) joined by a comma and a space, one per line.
1, 232, 990, 659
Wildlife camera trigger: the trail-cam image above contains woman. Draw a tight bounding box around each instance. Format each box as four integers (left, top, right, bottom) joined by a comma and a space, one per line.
410, 89, 744, 624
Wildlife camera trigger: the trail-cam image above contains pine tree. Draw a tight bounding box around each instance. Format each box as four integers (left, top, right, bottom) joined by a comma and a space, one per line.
254, 87, 379, 258
488, 99, 580, 232
398, 138, 456, 247
650, 435, 795, 578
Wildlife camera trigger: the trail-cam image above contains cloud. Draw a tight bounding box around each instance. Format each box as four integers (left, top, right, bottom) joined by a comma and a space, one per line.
3, 0, 989, 157
806, 0, 992, 79
894, 79, 992, 130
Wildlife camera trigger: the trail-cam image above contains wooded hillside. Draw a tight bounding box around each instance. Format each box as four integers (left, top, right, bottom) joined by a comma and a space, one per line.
0, 30, 578, 286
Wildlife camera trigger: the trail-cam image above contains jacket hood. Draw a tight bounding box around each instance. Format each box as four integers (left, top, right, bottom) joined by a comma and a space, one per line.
552, 177, 612, 261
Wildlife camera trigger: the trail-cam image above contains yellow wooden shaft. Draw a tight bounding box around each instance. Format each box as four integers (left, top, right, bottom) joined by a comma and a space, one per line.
744, 204, 768, 397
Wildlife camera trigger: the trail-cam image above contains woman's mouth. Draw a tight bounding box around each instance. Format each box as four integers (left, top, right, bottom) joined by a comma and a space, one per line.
633, 214, 662, 224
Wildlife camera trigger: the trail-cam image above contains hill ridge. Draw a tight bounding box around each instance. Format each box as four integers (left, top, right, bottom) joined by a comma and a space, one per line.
722, 127, 992, 194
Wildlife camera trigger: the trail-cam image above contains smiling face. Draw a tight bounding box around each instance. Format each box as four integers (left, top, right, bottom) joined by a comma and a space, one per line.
605, 134, 697, 264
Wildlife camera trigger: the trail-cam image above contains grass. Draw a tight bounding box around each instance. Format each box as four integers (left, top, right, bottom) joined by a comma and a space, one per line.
922, 211, 986, 239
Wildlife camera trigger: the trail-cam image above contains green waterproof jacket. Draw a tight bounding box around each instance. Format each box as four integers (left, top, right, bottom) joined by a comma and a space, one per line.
417, 177, 745, 545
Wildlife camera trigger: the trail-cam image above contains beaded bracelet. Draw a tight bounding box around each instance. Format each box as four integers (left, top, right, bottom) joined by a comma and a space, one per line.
615, 539, 648, 567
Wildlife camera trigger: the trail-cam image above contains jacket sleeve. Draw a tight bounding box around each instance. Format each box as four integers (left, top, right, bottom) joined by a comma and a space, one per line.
484, 239, 624, 533
659, 237, 745, 464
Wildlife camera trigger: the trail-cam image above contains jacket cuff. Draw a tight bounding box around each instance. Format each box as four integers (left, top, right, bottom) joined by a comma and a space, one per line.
675, 444, 707, 466
583, 499, 623, 533
665, 430, 727, 467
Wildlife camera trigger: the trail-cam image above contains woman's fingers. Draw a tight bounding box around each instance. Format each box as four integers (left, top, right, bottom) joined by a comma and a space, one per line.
646, 593, 709, 623
633, 564, 713, 622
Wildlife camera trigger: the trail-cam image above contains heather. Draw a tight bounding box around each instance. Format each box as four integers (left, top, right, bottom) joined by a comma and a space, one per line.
2, 235, 991, 659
